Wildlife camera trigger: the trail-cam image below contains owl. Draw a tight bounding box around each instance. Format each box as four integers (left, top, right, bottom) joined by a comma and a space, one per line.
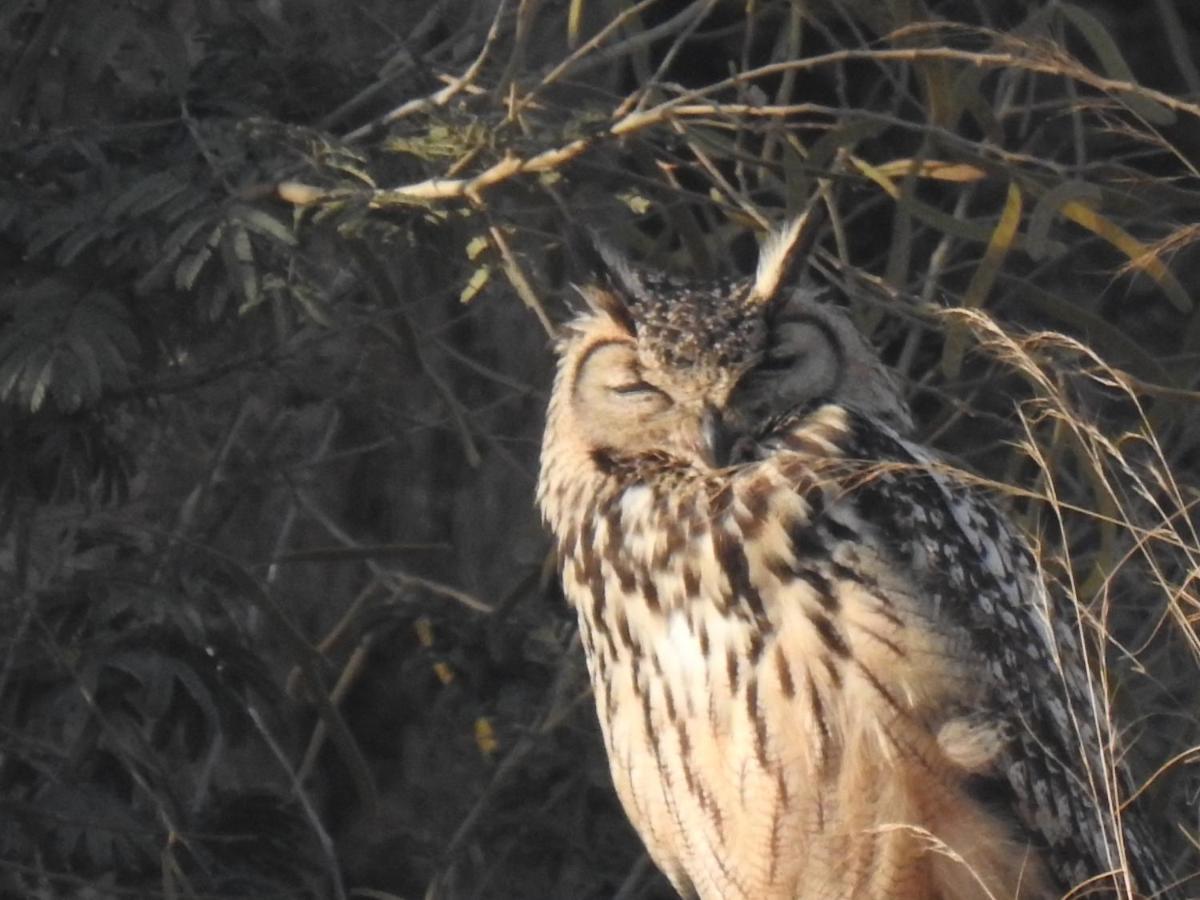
536, 218, 1177, 900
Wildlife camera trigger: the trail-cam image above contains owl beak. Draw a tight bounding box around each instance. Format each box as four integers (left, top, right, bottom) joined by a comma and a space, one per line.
700, 404, 738, 469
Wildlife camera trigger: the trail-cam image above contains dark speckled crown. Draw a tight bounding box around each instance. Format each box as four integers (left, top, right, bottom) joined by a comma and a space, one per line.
623, 271, 767, 371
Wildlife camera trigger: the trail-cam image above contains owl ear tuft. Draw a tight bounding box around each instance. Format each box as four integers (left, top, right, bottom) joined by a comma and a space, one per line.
747, 202, 824, 309
578, 285, 638, 336
561, 221, 652, 305
593, 237, 652, 306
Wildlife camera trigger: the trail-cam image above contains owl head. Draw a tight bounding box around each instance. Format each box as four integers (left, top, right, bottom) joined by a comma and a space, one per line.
542, 218, 913, 480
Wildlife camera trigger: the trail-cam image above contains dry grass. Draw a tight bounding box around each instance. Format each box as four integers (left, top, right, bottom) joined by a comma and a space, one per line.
2, 0, 1199, 897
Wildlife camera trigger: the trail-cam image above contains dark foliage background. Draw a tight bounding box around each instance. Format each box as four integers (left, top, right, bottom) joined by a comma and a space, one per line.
1, 1, 1198, 898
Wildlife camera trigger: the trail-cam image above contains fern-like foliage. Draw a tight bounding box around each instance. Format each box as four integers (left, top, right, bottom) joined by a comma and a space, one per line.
1, 1, 1198, 898
0, 283, 138, 412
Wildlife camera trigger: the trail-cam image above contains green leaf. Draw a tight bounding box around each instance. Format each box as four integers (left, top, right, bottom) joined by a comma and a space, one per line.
221, 224, 258, 310
567, 0, 585, 47
1026, 180, 1101, 261
105, 171, 176, 221
9, 343, 52, 409
943, 182, 1025, 377
460, 265, 492, 303
232, 205, 297, 246
1059, 199, 1193, 313
136, 212, 213, 294
208, 284, 231, 321
163, 213, 214, 258
56, 220, 107, 265
0, 356, 26, 402
57, 333, 100, 410
1060, 4, 1175, 125
85, 329, 132, 390
808, 118, 887, 172
28, 353, 56, 412
157, 187, 208, 225
26, 211, 88, 258
0, 285, 140, 410
176, 224, 224, 290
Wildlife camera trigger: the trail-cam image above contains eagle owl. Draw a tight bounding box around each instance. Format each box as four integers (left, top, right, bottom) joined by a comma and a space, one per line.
536, 219, 1174, 900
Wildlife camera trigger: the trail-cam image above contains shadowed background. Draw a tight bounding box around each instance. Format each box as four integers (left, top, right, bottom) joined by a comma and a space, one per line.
1, 1, 1198, 897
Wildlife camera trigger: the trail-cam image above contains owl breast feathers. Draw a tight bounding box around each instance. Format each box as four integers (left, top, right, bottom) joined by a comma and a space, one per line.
536, 220, 1175, 900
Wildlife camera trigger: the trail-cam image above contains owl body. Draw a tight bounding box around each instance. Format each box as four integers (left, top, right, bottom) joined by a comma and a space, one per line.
536, 225, 1173, 899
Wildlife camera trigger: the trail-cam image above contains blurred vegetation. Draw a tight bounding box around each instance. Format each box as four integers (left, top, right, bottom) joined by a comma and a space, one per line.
0, 0, 1198, 897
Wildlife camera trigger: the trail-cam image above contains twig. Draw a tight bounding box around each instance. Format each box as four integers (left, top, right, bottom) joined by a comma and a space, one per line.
291, 488, 494, 613
611, 854, 656, 900
343, 0, 510, 142
1151, 0, 1200, 95
296, 633, 375, 783
369, 321, 483, 467
532, 0, 673, 103
628, 44, 1200, 123
433, 637, 590, 874
489, 223, 557, 337
247, 704, 348, 900
266, 404, 341, 588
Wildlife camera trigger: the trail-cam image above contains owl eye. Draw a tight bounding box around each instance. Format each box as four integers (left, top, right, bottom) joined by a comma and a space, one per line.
756, 351, 801, 373
610, 380, 670, 401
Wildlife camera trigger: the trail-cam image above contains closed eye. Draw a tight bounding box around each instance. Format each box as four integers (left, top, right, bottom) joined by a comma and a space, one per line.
756, 352, 801, 372
611, 380, 669, 398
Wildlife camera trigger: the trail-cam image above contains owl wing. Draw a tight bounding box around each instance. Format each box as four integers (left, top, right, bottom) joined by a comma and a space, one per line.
766, 402, 1175, 897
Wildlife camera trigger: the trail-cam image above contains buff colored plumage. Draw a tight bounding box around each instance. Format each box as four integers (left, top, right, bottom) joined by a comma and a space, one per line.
536, 220, 1174, 900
